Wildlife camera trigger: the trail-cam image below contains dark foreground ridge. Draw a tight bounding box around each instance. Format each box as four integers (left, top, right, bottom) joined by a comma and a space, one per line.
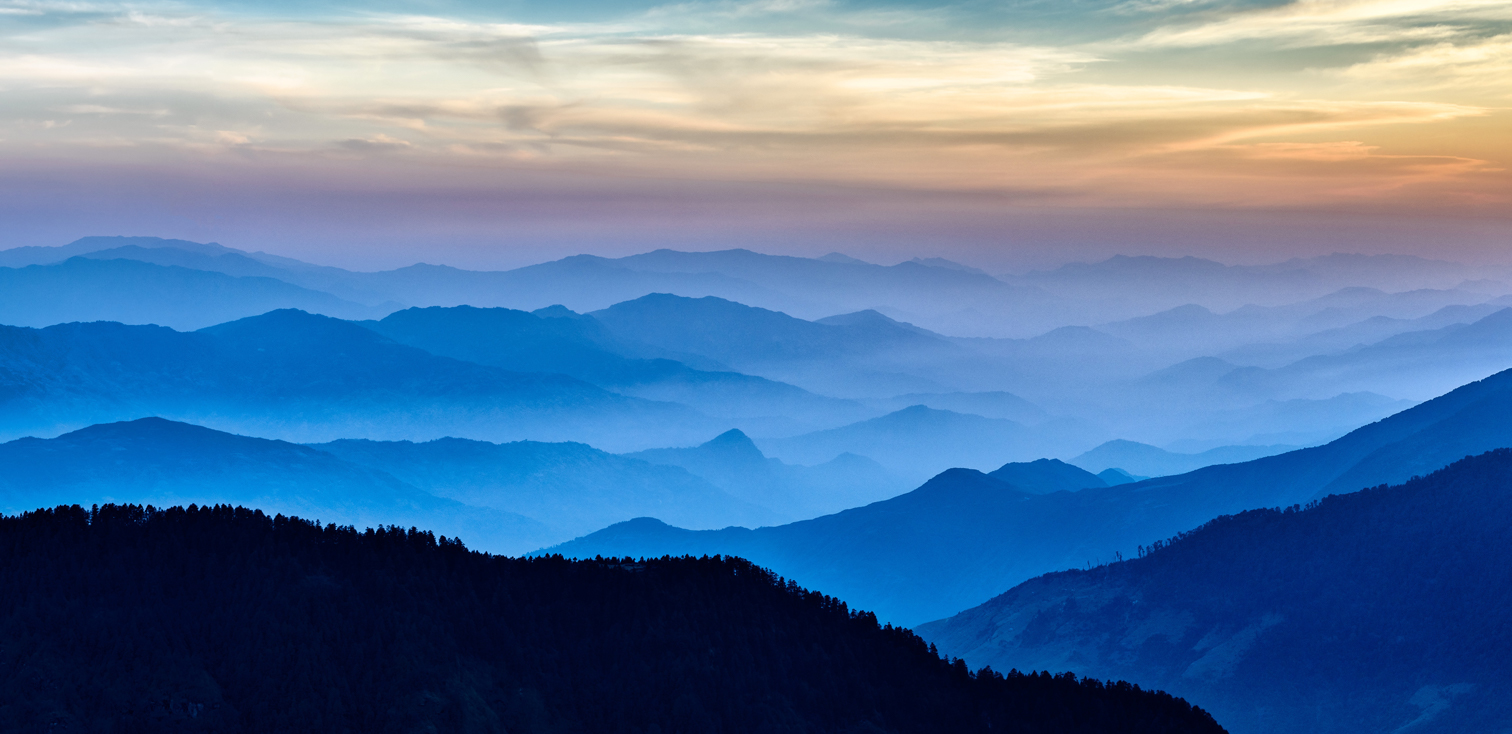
0, 504, 1225, 734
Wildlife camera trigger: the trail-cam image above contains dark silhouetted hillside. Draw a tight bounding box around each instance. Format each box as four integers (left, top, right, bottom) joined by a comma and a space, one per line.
920, 450, 1512, 734
0, 503, 1226, 734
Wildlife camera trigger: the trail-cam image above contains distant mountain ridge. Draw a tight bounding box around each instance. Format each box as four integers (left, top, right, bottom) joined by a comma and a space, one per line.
0, 417, 551, 554
0, 257, 387, 329
0, 417, 788, 552
0, 309, 714, 450
361, 305, 873, 436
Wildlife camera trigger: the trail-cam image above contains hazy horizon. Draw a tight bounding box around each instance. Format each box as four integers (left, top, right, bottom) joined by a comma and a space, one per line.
2, 0, 1507, 270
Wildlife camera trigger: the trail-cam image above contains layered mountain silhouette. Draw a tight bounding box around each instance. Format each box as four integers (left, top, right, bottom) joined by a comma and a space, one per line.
550, 367, 1512, 625
0, 309, 712, 450
625, 429, 905, 520
920, 450, 1512, 734
0, 417, 790, 551
361, 305, 871, 435
7, 236, 1503, 461
0, 417, 550, 553
0, 257, 385, 329
588, 293, 963, 396
0, 237, 1074, 337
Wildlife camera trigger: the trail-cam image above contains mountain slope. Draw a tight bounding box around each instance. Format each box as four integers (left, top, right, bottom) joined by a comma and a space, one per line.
314, 436, 778, 536
919, 451, 1512, 734
551, 367, 1512, 625
0, 418, 548, 553
0, 503, 1226, 734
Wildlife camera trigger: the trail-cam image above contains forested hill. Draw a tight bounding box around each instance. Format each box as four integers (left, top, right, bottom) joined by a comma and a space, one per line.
0, 504, 1225, 734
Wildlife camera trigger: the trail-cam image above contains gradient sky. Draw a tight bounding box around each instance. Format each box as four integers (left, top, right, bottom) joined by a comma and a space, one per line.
1, 0, 1508, 269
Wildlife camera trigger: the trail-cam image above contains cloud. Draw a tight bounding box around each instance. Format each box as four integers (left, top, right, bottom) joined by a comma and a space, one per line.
1131, 0, 1512, 49
0, 0, 1505, 224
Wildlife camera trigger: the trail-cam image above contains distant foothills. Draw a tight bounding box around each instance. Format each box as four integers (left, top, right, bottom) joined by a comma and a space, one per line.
5, 235, 1512, 733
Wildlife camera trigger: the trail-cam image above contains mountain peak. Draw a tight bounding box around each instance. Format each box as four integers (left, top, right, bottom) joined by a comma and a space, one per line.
702, 428, 755, 448
200, 308, 394, 348
987, 458, 1106, 494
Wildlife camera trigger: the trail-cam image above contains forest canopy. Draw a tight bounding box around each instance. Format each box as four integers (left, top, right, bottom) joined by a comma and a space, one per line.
0, 503, 1224, 734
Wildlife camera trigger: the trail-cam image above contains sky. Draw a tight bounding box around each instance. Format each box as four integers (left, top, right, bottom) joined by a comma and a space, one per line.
0, 0, 1508, 270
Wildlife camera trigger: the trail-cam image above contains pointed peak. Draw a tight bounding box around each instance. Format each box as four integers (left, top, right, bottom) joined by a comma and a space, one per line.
704, 428, 753, 445
698, 429, 764, 457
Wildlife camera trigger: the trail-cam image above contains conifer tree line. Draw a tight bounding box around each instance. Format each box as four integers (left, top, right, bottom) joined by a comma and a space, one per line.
0, 503, 1224, 733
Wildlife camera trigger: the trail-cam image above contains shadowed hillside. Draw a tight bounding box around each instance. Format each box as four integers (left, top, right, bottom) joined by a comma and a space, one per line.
0, 503, 1226, 734
920, 451, 1512, 734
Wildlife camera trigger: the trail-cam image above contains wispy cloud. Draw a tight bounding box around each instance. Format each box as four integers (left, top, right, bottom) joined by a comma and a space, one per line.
0, 0, 1506, 222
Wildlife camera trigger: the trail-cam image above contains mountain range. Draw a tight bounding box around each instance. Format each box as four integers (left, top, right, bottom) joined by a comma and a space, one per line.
0, 417, 552, 553
550, 366, 1512, 625
0, 417, 797, 553
0, 308, 713, 450
6, 236, 1510, 460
